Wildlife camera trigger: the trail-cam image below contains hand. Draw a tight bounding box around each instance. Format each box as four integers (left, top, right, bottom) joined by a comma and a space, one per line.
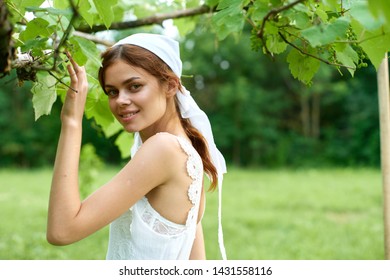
61, 52, 89, 127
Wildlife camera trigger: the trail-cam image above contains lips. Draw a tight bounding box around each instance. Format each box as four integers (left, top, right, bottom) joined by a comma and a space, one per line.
119, 110, 139, 122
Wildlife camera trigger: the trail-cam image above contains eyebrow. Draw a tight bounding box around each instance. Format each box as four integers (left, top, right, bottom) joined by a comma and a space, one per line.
105, 77, 141, 88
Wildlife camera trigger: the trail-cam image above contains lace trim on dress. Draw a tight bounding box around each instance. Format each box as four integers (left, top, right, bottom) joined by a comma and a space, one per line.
175, 137, 203, 227
140, 197, 186, 236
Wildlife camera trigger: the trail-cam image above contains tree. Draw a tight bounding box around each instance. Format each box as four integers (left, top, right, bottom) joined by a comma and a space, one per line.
1, 0, 390, 258
1, 0, 388, 148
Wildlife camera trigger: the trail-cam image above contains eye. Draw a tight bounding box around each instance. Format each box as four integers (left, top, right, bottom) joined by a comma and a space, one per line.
129, 84, 142, 91
105, 89, 118, 97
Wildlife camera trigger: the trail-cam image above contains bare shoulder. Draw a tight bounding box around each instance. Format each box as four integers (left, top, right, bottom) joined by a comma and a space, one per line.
142, 133, 180, 151
133, 133, 183, 164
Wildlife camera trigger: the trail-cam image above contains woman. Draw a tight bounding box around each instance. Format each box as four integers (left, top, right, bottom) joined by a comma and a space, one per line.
47, 33, 226, 260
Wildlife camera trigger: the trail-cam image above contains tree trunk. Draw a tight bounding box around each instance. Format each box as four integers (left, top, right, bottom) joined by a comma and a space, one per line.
0, 1, 14, 77
300, 92, 310, 137
311, 92, 321, 139
377, 53, 390, 259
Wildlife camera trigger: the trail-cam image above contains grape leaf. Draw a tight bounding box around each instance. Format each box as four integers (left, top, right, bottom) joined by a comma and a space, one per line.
31, 72, 57, 120
174, 18, 196, 37
301, 17, 350, 47
92, 0, 118, 29
322, 0, 339, 11
103, 120, 123, 138
315, 8, 328, 22
53, 0, 68, 9
287, 48, 320, 85
85, 92, 115, 131
334, 43, 358, 76
115, 131, 133, 159
248, 0, 269, 22
351, 19, 390, 70
349, 1, 383, 30
19, 18, 55, 42
212, 0, 245, 40
8, 0, 45, 16
69, 37, 101, 67
266, 34, 287, 54
367, 0, 390, 25
25, 6, 72, 16
78, 0, 95, 28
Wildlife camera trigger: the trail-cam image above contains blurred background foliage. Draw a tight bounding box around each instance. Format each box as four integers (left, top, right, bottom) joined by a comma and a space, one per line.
0, 27, 380, 169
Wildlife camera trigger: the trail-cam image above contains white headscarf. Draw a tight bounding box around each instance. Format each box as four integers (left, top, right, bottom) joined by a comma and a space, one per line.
113, 33, 227, 260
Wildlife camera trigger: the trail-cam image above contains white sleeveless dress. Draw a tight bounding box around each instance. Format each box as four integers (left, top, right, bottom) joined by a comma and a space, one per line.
106, 133, 203, 260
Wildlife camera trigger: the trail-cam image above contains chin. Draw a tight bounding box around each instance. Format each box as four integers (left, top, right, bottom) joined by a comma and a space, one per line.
123, 126, 137, 133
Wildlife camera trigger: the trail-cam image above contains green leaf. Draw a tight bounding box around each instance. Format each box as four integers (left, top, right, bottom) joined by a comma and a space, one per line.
266, 34, 287, 54
287, 48, 321, 85
7, 0, 45, 15
351, 18, 390, 70
367, 0, 390, 25
248, 0, 269, 22
315, 8, 328, 22
322, 0, 339, 11
115, 131, 133, 159
85, 91, 115, 131
78, 0, 95, 28
31, 72, 57, 120
212, 0, 245, 39
206, 0, 220, 7
334, 43, 358, 76
349, 1, 383, 30
289, 10, 312, 30
301, 17, 350, 47
20, 18, 55, 42
53, 0, 69, 9
69, 37, 101, 67
174, 18, 196, 37
92, 0, 119, 29
25, 6, 72, 16
21, 37, 49, 57
103, 120, 123, 138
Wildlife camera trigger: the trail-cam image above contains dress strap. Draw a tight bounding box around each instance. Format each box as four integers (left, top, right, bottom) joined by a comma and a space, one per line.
174, 136, 203, 227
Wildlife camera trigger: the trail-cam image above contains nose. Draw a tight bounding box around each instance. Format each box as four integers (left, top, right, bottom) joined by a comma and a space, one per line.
116, 90, 132, 106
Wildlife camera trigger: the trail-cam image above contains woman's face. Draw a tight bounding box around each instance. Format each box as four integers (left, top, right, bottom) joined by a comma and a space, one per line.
103, 59, 168, 135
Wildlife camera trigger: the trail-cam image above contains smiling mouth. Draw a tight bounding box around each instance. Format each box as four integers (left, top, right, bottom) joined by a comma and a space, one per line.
121, 112, 137, 118
119, 111, 139, 120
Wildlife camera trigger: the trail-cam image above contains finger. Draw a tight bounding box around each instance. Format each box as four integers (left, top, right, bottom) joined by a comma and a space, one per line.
67, 64, 79, 90
67, 63, 78, 79
65, 51, 82, 74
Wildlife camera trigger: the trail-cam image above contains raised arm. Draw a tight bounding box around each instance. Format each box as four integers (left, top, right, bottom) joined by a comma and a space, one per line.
47, 53, 89, 244
46, 56, 175, 245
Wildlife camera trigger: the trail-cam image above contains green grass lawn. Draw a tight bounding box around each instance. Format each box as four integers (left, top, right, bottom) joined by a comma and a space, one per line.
0, 167, 385, 260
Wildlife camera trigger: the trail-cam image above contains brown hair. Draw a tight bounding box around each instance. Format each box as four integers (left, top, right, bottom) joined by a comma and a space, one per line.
98, 44, 218, 191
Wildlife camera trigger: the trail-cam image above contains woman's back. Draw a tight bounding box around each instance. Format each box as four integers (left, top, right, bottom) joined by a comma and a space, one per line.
106, 133, 204, 260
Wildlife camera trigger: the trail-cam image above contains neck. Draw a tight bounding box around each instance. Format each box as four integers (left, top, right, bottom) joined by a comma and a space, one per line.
139, 99, 185, 142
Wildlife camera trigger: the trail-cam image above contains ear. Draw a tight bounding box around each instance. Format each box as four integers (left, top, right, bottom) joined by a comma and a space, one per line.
165, 78, 179, 98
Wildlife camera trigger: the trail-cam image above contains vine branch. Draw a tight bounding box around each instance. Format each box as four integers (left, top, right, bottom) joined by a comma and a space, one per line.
278, 32, 355, 70
32, 0, 79, 72
256, 0, 307, 55
73, 31, 113, 46
257, 0, 306, 39
76, 4, 214, 33
48, 71, 77, 93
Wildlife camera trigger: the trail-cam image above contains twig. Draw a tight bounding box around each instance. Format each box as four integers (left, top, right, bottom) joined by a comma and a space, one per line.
48, 71, 78, 93
5, 1, 28, 23
76, 5, 214, 33
30, 0, 79, 72
278, 31, 355, 70
257, 0, 306, 39
73, 31, 114, 46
